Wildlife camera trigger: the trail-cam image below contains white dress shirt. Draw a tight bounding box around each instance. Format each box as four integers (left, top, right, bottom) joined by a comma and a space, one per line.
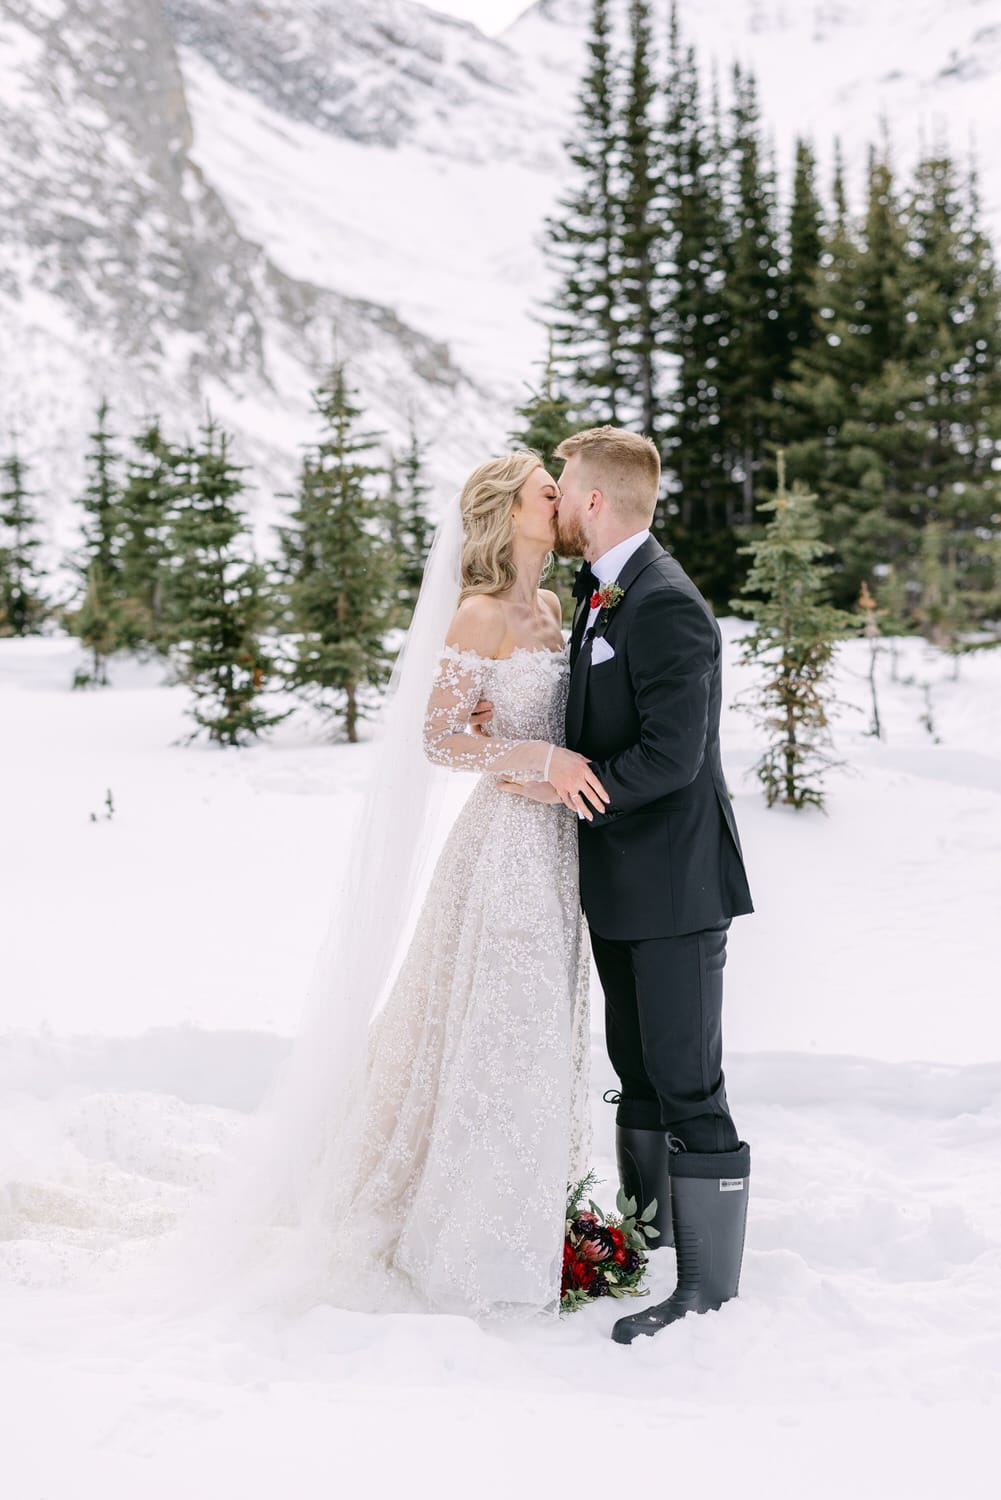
585, 529, 650, 635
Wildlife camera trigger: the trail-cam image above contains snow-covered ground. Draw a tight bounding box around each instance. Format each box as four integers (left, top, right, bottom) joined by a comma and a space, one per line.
2, 625, 999, 1496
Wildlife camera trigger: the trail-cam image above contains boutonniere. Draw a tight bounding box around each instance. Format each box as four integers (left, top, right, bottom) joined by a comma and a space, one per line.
589, 580, 624, 613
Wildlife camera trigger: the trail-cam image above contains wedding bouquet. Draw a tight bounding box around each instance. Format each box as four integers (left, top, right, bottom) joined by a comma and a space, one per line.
560, 1170, 659, 1314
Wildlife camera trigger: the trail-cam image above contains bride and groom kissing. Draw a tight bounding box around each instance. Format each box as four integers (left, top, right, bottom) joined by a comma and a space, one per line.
301, 422, 755, 1342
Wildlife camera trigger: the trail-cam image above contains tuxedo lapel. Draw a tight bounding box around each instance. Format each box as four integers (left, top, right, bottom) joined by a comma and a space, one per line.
569, 593, 590, 667
565, 631, 592, 746
564, 536, 665, 750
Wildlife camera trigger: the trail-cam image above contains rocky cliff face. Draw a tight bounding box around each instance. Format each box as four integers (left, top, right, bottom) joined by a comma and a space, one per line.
0, 0, 487, 556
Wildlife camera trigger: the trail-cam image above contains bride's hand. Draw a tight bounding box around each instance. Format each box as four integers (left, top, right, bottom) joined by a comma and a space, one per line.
546, 747, 609, 821
496, 780, 561, 804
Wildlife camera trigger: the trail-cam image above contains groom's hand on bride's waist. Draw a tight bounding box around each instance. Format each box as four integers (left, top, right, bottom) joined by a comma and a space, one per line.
469, 697, 493, 735
496, 780, 562, 804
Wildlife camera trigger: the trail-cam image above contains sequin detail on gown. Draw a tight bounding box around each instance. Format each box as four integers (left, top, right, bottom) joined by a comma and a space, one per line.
342, 644, 591, 1319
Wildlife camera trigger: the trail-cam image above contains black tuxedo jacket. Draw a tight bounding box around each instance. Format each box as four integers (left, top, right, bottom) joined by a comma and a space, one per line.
565, 535, 753, 941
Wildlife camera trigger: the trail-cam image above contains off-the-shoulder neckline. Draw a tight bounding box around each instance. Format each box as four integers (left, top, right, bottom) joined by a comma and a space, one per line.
440, 641, 568, 664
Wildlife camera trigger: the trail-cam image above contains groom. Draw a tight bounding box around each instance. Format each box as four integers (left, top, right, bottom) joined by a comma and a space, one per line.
497, 426, 754, 1343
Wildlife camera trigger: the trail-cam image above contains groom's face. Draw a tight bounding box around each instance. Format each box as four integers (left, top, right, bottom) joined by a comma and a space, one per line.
553, 454, 596, 560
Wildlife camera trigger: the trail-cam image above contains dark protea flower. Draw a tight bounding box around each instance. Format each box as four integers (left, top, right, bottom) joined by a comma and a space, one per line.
578, 1230, 614, 1263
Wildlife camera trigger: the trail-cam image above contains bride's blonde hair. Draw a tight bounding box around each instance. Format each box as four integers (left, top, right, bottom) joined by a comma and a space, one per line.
458, 450, 544, 603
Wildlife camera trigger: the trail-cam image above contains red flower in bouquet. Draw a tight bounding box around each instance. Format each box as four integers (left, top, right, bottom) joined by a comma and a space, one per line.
561, 1171, 657, 1314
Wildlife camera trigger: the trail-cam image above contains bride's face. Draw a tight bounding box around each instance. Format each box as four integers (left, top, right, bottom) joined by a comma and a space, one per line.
513, 466, 561, 546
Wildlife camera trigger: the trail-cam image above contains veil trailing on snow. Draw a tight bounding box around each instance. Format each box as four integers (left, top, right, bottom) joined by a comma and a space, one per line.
137, 495, 468, 1315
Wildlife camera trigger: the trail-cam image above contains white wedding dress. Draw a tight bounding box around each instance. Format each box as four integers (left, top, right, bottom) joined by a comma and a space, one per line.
328, 641, 592, 1319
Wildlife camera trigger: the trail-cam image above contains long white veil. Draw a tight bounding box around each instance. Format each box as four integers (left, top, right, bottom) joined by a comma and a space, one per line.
137, 495, 466, 1316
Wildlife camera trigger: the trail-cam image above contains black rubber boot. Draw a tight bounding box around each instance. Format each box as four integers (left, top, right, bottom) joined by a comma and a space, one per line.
611, 1142, 750, 1344
615, 1125, 674, 1249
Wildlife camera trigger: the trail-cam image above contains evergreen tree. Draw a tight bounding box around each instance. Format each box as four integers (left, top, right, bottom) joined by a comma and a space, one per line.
657, 10, 734, 605
170, 417, 285, 745
277, 363, 397, 743
902, 152, 1001, 542
731, 453, 855, 810
618, 0, 663, 435
78, 398, 123, 585
69, 561, 118, 688
387, 417, 433, 627
66, 397, 125, 676
717, 65, 785, 527
783, 149, 924, 602
545, 0, 626, 424
510, 327, 581, 470
117, 420, 182, 653
783, 139, 824, 363
0, 446, 47, 636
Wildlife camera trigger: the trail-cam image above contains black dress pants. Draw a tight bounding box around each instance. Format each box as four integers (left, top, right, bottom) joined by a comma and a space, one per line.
590, 920, 739, 1155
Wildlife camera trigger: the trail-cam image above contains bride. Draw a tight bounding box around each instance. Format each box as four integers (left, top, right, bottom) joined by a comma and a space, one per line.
171, 452, 607, 1323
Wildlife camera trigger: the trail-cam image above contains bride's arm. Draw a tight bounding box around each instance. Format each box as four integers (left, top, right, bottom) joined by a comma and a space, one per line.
423, 598, 609, 817
422, 596, 554, 780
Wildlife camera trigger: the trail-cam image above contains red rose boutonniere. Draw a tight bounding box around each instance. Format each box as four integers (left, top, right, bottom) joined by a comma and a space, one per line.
589, 580, 625, 613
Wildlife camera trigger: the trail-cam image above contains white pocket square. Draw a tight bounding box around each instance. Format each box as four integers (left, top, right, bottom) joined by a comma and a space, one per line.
590, 637, 616, 665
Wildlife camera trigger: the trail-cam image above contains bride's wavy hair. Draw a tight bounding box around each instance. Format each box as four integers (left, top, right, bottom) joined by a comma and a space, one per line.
458, 449, 547, 603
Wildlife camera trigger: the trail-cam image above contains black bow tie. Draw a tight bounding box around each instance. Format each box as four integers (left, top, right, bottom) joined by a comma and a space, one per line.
571, 563, 599, 602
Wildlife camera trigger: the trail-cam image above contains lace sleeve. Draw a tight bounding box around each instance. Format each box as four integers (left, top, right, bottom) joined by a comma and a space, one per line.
422, 646, 554, 781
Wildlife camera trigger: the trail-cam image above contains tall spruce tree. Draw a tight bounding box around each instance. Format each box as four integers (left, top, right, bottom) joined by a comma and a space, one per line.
783, 139, 824, 364
717, 65, 785, 527
78, 398, 123, 585
387, 417, 433, 628
0, 446, 47, 636
71, 562, 119, 688
170, 418, 284, 746
277, 363, 397, 743
618, 0, 663, 435
783, 149, 925, 603
731, 453, 855, 810
117, 420, 182, 654
66, 398, 125, 679
546, 0, 626, 424
902, 152, 1001, 544
658, 8, 734, 605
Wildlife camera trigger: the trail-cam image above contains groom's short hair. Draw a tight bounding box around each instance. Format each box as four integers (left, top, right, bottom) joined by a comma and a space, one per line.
555, 426, 660, 524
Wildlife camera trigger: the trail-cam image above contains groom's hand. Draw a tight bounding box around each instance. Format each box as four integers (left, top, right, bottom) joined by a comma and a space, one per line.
469, 697, 493, 735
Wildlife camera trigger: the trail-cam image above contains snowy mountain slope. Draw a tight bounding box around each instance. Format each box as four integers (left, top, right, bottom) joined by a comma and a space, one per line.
0, 0, 488, 563
3, 0, 1001, 571
163, 0, 565, 164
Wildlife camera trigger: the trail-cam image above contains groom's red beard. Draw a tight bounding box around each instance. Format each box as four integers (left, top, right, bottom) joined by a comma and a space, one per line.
554, 512, 588, 560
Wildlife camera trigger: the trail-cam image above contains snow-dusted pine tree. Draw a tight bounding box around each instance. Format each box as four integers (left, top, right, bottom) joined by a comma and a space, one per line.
276, 363, 396, 743
732, 453, 855, 810
545, 0, 626, 425
387, 417, 433, 629
0, 446, 47, 636
169, 417, 285, 746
